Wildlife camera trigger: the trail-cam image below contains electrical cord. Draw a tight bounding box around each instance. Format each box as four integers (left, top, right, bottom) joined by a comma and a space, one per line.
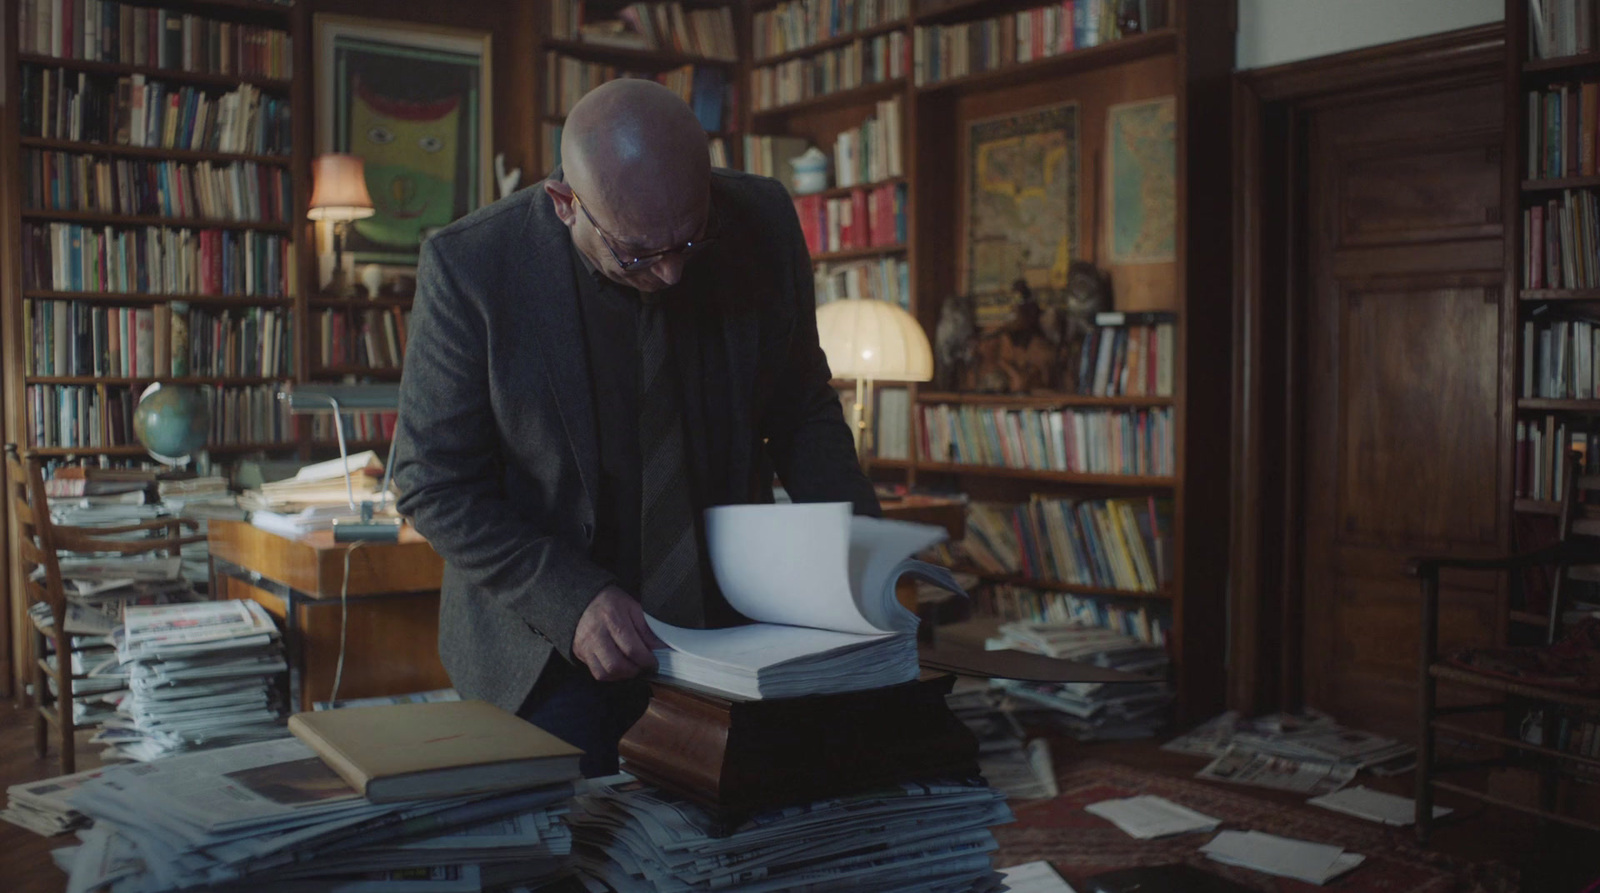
329, 541, 366, 705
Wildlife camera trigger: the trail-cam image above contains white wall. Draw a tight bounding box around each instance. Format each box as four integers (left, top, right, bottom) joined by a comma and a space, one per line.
1236, 0, 1504, 70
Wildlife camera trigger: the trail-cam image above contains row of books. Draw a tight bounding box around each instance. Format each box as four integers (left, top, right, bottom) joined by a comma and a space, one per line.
751, 32, 909, 111
1521, 318, 1600, 399
913, 0, 1122, 86
21, 223, 293, 297
1072, 312, 1175, 398
1522, 193, 1600, 289
793, 182, 907, 255
976, 585, 1170, 646
25, 300, 291, 379
752, 0, 910, 60
313, 308, 410, 370
870, 385, 909, 458
1515, 415, 1587, 501
310, 412, 397, 445
551, 1, 738, 61
918, 404, 1175, 476
1529, 0, 1600, 59
1542, 709, 1600, 773
1526, 83, 1600, 181
964, 497, 1172, 593
23, 150, 292, 224
834, 97, 903, 188
20, 69, 291, 157
17, 0, 294, 80
544, 56, 729, 129
26, 383, 292, 449
814, 256, 910, 307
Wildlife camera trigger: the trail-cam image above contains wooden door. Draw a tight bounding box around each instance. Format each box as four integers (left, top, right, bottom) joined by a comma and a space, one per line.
1301, 80, 1505, 738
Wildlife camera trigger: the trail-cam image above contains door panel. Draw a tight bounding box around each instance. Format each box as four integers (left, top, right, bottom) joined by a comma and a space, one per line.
1302, 81, 1503, 739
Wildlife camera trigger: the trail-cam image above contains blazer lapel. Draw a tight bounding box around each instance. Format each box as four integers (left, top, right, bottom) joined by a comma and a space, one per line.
520, 179, 599, 516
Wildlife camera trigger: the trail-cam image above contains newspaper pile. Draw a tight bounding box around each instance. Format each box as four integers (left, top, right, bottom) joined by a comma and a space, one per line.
29, 554, 202, 736
568, 775, 1013, 892
99, 600, 290, 762
244, 451, 396, 537
983, 621, 1175, 740
1167, 710, 1414, 795
0, 766, 109, 836
45, 736, 577, 892
947, 680, 1057, 800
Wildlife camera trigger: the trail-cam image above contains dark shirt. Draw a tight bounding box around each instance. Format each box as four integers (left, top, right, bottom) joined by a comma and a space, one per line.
572, 245, 645, 598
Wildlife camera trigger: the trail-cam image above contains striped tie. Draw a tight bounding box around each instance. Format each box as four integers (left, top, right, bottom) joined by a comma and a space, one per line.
637, 298, 704, 627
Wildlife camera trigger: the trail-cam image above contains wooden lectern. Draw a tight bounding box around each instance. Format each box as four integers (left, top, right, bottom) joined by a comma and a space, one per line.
619, 673, 980, 819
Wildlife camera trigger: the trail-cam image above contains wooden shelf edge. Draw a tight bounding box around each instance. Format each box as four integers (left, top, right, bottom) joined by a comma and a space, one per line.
24, 291, 294, 307
1519, 288, 1600, 301
26, 441, 297, 456
918, 391, 1174, 407
541, 38, 736, 68
811, 244, 907, 262
24, 376, 288, 385
1524, 51, 1600, 73
912, 461, 1176, 487
1522, 175, 1600, 191
21, 209, 290, 231
914, 30, 1177, 95
1517, 398, 1600, 411
20, 136, 292, 166
972, 571, 1174, 600
752, 78, 907, 118
17, 53, 292, 91
753, 20, 910, 66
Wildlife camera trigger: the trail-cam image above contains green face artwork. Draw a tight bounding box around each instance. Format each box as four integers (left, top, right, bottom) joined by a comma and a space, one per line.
349, 78, 461, 248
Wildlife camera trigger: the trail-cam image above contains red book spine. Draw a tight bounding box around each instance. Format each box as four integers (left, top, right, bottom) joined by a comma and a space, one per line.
850, 188, 868, 249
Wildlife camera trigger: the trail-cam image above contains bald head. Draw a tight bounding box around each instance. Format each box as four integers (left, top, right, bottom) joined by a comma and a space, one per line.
562, 79, 710, 231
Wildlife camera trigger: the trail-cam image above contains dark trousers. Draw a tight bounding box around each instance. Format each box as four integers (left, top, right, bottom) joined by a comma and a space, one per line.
516, 657, 651, 777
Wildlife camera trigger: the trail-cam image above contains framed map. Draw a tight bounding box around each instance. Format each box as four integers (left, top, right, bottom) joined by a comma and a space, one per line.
1106, 96, 1176, 265
966, 103, 1079, 326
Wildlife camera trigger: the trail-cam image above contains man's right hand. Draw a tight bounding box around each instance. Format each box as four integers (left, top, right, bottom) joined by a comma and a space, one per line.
572, 586, 666, 682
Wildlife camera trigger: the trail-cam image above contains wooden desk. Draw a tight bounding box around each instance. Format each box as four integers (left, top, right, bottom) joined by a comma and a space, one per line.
207, 520, 450, 712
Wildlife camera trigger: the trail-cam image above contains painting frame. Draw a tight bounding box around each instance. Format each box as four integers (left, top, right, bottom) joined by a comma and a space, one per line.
314, 14, 493, 267
1105, 95, 1177, 266
964, 101, 1079, 327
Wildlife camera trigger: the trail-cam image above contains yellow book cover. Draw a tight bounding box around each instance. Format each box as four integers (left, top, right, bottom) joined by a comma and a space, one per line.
288, 700, 582, 803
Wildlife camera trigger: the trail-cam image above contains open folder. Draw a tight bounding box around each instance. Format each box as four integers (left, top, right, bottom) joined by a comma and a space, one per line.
645, 502, 963, 699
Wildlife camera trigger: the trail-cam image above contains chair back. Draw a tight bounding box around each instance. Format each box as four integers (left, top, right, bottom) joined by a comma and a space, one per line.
5, 445, 67, 631
1546, 449, 1600, 643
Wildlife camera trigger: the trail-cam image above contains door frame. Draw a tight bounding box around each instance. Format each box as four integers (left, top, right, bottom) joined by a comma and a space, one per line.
1228, 24, 1506, 716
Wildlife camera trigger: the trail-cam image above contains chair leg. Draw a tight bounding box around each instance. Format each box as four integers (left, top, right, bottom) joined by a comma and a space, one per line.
30, 632, 47, 761
54, 630, 75, 775
1416, 670, 1436, 845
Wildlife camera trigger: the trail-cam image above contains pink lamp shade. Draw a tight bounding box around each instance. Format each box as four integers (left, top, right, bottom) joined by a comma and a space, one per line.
307, 153, 376, 222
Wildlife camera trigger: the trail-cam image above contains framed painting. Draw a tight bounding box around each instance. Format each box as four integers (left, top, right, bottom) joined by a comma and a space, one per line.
1106, 96, 1176, 265
315, 15, 493, 266
965, 102, 1079, 326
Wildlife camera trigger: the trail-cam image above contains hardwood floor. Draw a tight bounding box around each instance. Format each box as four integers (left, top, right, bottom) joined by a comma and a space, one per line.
0, 698, 1593, 892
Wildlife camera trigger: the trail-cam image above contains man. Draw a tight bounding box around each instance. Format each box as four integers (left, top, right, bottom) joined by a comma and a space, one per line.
393, 79, 878, 775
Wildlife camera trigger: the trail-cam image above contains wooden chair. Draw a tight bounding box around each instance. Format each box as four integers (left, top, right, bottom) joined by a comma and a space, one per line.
5, 444, 203, 773
1411, 450, 1600, 842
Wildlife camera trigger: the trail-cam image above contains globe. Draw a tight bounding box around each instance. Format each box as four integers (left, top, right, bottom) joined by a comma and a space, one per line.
133, 384, 211, 463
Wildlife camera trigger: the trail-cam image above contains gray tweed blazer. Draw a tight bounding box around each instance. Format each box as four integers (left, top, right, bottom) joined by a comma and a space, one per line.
392, 168, 878, 713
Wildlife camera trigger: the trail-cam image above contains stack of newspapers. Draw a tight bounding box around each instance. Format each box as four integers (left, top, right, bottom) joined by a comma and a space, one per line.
98, 600, 290, 761
0, 766, 105, 836
48, 737, 578, 892
946, 679, 1058, 801
568, 775, 1013, 892
28, 554, 201, 735
984, 620, 1175, 741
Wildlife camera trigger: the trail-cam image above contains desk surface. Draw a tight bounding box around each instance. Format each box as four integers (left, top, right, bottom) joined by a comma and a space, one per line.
208, 519, 444, 599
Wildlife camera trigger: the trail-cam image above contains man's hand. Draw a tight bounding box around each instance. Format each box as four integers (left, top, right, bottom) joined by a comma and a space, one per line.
572, 586, 667, 682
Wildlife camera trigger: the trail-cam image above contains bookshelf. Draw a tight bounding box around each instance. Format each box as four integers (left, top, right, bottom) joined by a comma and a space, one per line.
745, 0, 1231, 721
2, 0, 305, 465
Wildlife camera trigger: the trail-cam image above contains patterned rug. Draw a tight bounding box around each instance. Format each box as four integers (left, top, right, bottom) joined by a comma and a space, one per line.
991, 760, 1520, 893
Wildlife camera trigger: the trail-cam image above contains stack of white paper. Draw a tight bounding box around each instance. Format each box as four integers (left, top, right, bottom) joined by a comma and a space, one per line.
646, 503, 963, 699
0, 767, 107, 836
1084, 795, 1221, 839
101, 600, 290, 761
947, 680, 1059, 800
996, 678, 1174, 741
1201, 830, 1364, 885
1307, 786, 1451, 826
38, 737, 577, 892
1000, 861, 1078, 893
569, 774, 1013, 892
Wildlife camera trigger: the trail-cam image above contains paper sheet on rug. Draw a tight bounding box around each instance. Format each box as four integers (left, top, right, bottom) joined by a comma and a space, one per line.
999, 860, 1078, 892
1084, 794, 1220, 839
1307, 786, 1451, 826
1201, 830, 1364, 886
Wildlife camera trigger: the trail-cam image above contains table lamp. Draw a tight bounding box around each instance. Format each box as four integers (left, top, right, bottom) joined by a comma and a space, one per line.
308, 153, 375, 297
280, 383, 402, 541
814, 298, 933, 457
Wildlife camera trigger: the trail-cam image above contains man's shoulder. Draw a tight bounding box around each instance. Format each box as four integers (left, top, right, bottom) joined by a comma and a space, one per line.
425, 184, 550, 256
712, 168, 791, 217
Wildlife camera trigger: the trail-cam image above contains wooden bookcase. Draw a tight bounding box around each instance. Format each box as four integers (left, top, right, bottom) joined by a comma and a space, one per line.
1, 0, 307, 466
744, 0, 1233, 722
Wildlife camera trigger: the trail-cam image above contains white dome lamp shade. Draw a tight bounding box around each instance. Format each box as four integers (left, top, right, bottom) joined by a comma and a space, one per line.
814, 298, 933, 457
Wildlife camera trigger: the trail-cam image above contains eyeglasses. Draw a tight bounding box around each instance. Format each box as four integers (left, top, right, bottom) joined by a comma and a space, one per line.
571, 190, 718, 271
